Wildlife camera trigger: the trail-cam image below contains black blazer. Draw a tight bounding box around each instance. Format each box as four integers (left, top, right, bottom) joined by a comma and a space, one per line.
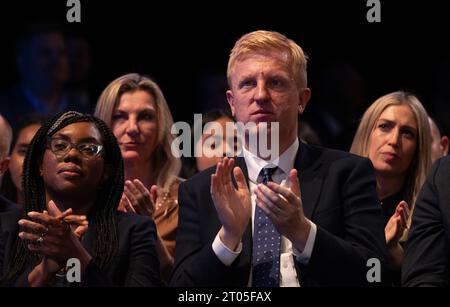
171, 141, 389, 286
0, 195, 18, 214
402, 156, 450, 286
0, 209, 161, 286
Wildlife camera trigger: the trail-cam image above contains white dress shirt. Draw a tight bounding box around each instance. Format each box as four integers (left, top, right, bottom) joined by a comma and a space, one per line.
212, 138, 317, 287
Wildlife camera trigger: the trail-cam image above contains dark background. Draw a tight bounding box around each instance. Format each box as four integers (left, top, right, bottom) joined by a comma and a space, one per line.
1, 0, 449, 149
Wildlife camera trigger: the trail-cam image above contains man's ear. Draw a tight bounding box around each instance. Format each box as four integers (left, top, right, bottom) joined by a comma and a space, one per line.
226, 90, 236, 117
0, 157, 10, 176
298, 88, 311, 114
440, 136, 449, 156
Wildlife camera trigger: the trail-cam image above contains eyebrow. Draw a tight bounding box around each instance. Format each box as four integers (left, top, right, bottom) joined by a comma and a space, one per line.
377, 119, 418, 132
16, 142, 30, 148
114, 107, 155, 113
52, 133, 101, 144
238, 72, 290, 80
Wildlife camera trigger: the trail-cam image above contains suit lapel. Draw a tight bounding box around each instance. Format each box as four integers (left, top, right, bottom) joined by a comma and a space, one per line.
296, 141, 324, 219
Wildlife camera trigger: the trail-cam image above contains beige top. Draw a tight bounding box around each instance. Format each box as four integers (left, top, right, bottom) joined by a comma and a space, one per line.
153, 179, 181, 258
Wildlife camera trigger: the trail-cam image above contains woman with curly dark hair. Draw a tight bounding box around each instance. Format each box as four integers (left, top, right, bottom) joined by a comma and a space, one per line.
0, 111, 161, 286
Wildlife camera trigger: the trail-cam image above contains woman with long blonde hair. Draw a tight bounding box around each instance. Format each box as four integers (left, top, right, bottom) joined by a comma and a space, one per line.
350, 91, 431, 283
95, 73, 181, 280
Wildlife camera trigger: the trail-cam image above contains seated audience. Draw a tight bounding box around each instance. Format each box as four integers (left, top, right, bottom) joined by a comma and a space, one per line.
1, 116, 46, 205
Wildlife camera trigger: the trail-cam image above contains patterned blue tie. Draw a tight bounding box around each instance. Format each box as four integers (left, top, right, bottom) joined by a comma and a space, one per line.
252, 166, 281, 287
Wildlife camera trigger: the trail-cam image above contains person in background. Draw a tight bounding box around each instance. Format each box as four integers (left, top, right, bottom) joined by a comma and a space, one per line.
95, 73, 181, 281
350, 91, 432, 284
298, 120, 321, 146
0, 114, 15, 213
0, 22, 89, 127
180, 109, 237, 179
428, 116, 449, 164
0, 116, 46, 205
65, 32, 94, 111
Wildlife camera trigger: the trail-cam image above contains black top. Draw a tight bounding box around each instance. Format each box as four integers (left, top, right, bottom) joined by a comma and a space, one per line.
380, 189, 406, 224
0, 209, 162, 286
380, 190, 406, 287
0, 195, 18, 214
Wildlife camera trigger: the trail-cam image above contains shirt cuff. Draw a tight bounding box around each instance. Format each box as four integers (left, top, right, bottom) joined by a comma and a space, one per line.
212, 232, 242, 266
292, 220, 317, 265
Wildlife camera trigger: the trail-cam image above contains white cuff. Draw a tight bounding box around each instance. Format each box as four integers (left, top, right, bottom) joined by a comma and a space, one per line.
212, 232, 242, 266
292, 220, 317, 265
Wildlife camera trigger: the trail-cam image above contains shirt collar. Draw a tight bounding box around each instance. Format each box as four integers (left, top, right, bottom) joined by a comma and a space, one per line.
243, 138, 299, 184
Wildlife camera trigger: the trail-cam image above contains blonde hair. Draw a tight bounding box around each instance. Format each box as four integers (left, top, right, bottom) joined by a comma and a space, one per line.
227, 30, 308, 88
95, 73, 181, 192
350, 91, 432, 229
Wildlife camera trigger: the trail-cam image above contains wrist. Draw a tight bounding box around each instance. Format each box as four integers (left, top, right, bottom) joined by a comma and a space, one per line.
74, 248, 92, 273
28, 261, 53, 287
219, 227, 242, 251
70, 237, 92, 273
290, 218, 311, 252
387, 239, 402, 250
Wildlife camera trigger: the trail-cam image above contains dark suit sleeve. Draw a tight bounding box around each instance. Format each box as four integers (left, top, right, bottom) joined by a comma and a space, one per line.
0, 219, 5, 278
0, 210, 24, 285
298, 157, 389, 286
402, 160, 450, 287
82, 218, 161, 287
170, 181, 248, 286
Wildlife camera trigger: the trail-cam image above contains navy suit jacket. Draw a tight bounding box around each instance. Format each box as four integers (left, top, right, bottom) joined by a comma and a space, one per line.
171, 141, 389, 286
403, 156, 450, 286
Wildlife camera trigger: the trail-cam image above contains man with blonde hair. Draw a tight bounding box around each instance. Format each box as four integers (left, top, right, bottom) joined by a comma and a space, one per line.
172, 30, 388, 287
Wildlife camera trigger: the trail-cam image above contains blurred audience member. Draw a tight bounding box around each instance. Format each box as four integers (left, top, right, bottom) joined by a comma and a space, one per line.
0, 114, 16, 213
196, 71, 230, 114
66, 32, 94, 111
0, 114, 12, 179
0, 22, 89, 126
298, 120, 321, 146
428, 116, 449, 163
0, 116, 46, 205
181, 109, 237, 178
304, 62, 367, 150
